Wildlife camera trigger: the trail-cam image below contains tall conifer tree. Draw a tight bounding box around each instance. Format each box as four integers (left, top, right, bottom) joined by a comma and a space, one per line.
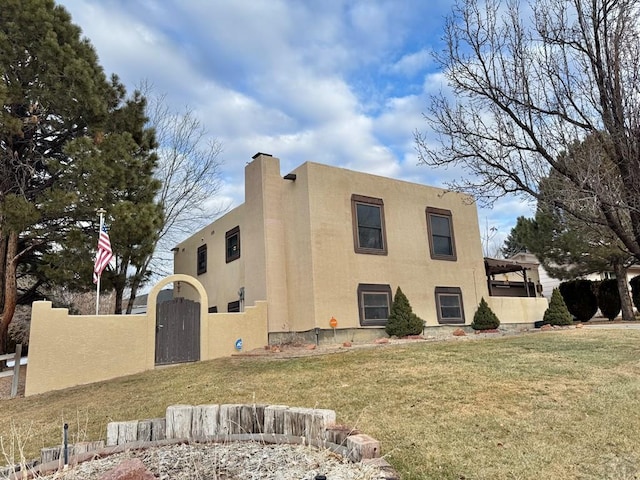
0, 0, 163, 347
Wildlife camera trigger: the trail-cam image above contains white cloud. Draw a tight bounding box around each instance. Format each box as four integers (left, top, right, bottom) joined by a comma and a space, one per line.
388, 49, 433, 76
57, 0, 528, 245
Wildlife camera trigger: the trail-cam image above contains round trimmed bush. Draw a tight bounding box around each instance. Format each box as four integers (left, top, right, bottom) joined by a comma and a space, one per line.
597, 279, 621, 320
558, 279, 597, 321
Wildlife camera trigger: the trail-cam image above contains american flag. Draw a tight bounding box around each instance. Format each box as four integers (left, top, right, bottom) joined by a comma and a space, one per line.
93, 224, 113, 283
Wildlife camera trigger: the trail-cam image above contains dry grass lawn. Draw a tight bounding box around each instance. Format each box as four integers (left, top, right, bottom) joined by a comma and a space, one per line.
2, 328, 640, 479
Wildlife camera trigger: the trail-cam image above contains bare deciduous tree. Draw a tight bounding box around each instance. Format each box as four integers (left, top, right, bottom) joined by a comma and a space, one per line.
124, 88, 226, 313
416, 0, 640, 262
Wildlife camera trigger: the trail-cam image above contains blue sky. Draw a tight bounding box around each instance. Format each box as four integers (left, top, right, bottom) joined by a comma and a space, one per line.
58, 0, 535, 255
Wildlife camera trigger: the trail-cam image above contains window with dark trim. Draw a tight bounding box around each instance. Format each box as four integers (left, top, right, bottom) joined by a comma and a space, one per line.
435, 287, 465, 324
197, 244, 207, 275
226, 226, 240, 263
351, 195, 387, 255
228, 300, 240, 313
208, 306, 218, 313
426, 207, 456, 261
357, 284, 392, 326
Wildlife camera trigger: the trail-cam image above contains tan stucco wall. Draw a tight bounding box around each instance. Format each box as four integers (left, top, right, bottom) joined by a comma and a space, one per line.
174, 153, 542, 338
26, 302, 151, 396
281, 166, 316, 333
296, 161, 489, 330
487, 296, 549, 324
204, 301, 268, 358
25, 276, 268, 397
246, 156, 290, 332
172, 208, 245, 312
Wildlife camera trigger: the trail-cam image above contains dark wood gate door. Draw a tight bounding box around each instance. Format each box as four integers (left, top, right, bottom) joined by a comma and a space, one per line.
155, 298, 200, 365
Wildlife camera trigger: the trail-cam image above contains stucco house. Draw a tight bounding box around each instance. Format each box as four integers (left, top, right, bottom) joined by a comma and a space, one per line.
173, 153, 547, 343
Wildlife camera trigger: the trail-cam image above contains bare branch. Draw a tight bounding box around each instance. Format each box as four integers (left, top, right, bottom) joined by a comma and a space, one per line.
418, 0, 640, 260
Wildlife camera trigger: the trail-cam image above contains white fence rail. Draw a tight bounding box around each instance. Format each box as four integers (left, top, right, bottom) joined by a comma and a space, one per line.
0, 344, 23, 398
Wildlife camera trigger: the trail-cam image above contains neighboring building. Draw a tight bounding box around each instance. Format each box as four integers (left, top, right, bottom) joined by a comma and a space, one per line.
584, 265, 640, 287
510, 251, 640, 302
484, 254, 543, 298
123, 289, 174, 314
505, 252, 554, 298
174, 153, 547, 343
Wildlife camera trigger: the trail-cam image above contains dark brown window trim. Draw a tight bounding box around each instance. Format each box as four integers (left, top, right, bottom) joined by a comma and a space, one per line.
351, 194, 388, 255
225, 226, 241, 263
434, 286, 465, 324
197, 244, 207, 275
357, 283, 392, 326
426, 207, 457, 261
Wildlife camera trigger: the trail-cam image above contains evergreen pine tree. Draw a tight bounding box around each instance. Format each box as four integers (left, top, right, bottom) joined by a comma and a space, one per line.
0, 0, 118, 350
385, 287, 424, 337
0, 1, 164, 344
543, 288, 573, 325
471, 297, 500, 330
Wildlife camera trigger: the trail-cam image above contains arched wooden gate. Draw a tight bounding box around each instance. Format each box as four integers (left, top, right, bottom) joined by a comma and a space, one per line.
155, 297, 201, 365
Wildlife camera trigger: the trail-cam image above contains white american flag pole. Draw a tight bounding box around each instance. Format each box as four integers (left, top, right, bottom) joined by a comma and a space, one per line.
95, 208, 106, 315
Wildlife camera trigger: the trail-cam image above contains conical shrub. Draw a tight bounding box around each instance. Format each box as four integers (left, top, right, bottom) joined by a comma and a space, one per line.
543, 288, 573, 325
471, 297, 500, 330
385, 287, 424, 337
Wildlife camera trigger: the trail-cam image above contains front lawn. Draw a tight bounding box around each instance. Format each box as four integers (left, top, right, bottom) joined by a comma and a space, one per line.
2, 329, 639, 479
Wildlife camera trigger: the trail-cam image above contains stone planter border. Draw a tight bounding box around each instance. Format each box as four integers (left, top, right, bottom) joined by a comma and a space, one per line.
4, 403, 399, 480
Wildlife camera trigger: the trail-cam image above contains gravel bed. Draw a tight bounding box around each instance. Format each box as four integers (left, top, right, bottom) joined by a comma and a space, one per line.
30, 442, 385, 480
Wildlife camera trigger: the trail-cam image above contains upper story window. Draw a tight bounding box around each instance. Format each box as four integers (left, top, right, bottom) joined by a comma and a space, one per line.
435, 286, 465, 324
426, 207, 456, 261
197, 244, 207, 275
351, 194, 387, 255
227, 300, 240, 313
357, 284, 392, 326
226, 226, 240, 263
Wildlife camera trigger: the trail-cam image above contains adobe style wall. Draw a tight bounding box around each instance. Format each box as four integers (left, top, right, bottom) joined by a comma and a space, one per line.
296, 160, 489, 331
486, 296, 548, 324
176, 154, 539, 338
25, 275, 268, 397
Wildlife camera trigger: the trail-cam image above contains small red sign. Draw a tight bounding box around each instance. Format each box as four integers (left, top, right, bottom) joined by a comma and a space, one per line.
329, 317, 338, 328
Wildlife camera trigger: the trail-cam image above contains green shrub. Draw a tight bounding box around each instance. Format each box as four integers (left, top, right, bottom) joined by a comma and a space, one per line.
629, 275, 640, 312
558, 279, 597, 321
385, 287, 424, 337
543, 288, 574, 326
471, 297, 500, 330
597, 279, 621, 320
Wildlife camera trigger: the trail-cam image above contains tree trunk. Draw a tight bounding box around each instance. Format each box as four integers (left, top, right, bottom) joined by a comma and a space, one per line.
614, 263, 635, 322
113, 263, 126, 315
114, 286, 123, 315
126, 264, 149, 314
0, 229, 7, 310
0, 231, 19, 354
126, 280, 139, 314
